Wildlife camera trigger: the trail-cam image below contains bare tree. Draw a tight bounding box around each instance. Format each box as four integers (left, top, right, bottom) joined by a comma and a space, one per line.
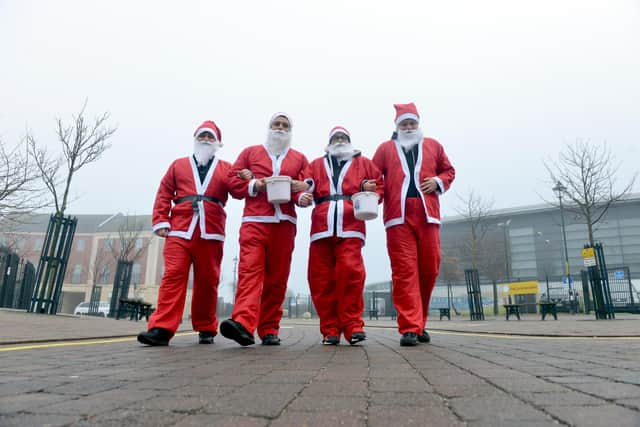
109, 216, 152, 263
545, 140, 637, 245
455, 190, 494, 269
0, 138, 45, 220
90, 241, 115, 287
26, 101, 116, 217
480, 234, 507, 282
439, 249, 464, 285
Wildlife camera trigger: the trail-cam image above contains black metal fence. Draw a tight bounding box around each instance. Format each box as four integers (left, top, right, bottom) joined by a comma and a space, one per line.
0, 247, 36, 309
29, 214, 77, 314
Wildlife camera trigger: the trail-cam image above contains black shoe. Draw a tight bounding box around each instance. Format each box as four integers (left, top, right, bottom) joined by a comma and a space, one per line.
348, 332, 367, 346
400, 332, 418, 347
261, 333, 281, 346
220, 319, 255, 346
417, 330, 431, 343
198, 331, 215, 344
322, 335, 339, 345
137, 328, 172, 346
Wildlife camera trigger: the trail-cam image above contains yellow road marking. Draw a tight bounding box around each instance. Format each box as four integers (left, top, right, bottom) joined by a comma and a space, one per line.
0, 332, 197, 352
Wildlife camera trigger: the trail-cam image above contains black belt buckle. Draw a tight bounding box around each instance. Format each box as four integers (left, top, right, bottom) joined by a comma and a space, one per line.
192, 199, 200, 214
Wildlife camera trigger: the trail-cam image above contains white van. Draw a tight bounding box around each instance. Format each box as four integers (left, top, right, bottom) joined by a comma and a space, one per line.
74, 301, 110, 317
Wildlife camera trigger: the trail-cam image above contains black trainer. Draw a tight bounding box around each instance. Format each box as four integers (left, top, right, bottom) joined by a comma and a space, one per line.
322, 335, 340, 345
261, 333, 281, 346
417, 330, 431, 343
220, 319, 255, 346
348, 332, 367, 346
400, 332, 418, 347
137, 327, 172, 346
198, 331, 215, 344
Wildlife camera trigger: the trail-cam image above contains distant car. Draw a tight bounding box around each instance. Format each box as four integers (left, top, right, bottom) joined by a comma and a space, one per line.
74, 301, 110, 317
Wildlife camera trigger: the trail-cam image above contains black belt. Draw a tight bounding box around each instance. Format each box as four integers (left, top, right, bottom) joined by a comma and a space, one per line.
314, 194, 352, 204
174, 195, 225, 213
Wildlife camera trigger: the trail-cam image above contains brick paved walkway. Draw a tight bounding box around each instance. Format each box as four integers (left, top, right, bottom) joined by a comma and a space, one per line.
1, 310, 640, 426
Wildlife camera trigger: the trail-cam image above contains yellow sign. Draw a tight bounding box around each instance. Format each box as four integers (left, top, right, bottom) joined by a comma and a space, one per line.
582, 248, 595, 258
507, 281, 539, 295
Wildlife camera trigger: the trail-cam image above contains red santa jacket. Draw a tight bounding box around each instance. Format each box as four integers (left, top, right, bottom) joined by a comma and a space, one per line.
302, 153, 383, 243
372, 137, 455, 228
228, 145, 309, 224
152, 156, 232, 241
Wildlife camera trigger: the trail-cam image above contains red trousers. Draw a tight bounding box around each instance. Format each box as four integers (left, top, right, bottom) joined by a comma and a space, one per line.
232, 221, 296, 338
308, 236, 365, 341
148, 226, 223, 334
386, 198, 441, 334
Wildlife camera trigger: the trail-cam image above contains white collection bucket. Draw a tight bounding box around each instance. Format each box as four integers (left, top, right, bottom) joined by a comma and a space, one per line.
352, 191, 379, 221
265, 176, 292, 204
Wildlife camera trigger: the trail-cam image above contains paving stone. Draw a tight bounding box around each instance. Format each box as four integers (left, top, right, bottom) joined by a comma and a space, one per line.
566, 382, 640, 399
369, 378, 433, 393
271, 410, 366, 427
0, 413, 81, 427
544, 404, 640, 427
367, 405, 464, 427
515, 391, 605, 406
0, 392, 70, 413
286, 396, 367, 412
449, 394, 550, 421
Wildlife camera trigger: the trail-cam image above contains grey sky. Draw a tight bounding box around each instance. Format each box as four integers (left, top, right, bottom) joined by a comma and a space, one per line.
1, 0, 638, 298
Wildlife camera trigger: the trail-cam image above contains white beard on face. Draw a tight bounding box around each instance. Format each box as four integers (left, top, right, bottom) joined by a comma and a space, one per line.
193, 140, 220, 166
326, 143, 356, 161
265, 129, 291, 156
396, 128, 424, 149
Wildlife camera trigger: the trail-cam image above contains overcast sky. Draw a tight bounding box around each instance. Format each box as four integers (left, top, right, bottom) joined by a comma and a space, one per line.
1, 0, 639, 298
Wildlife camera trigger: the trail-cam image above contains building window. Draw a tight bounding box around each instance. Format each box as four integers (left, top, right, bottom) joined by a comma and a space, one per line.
77, 239, 85, 251
132, 263, 141, 284
71, 264, 82, 284
135, 238, 143, 250
99, 265, 110, 284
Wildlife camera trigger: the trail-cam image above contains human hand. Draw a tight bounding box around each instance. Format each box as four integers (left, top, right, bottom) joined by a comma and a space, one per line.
362, 180, 376, 192
291, 179, 310, 192
420, 178, 438, 194
237, 169, 254, 180
299, 193, 313, 207
155, 228, 169, 238
254, 178, 267, 193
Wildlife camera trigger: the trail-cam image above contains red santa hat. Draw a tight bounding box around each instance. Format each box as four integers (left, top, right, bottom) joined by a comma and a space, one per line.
269, 112, 293, 130
194, 120, 221, 142
328, 125, 351, 142
394, 103, 420, 126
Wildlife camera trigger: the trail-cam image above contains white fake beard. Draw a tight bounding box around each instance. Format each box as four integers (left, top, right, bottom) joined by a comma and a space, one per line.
265, 129, 291, 155
396, 128, 423, 149
193, 141, 220, 166
326, 143, 356, 161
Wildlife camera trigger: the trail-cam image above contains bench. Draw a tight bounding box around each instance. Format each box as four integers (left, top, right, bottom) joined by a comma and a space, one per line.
117, 298, 154, 321
538, 301, 558, 320
503, 304, 523, 320
439, 308, 451, 320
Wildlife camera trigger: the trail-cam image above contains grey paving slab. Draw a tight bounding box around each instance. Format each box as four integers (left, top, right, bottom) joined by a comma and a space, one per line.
2, 312, 640, 426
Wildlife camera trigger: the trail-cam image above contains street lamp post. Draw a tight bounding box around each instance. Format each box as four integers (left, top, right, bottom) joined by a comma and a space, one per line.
232, 255, 238, 305
552, 181, 574, 313
497, 220, 512, 281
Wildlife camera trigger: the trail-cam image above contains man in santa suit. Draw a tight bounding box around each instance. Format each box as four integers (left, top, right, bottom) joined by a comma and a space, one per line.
220, 112, 309, 346
138, 120, 235, 346
372, 103, 455, 346
299, 126, 382, 345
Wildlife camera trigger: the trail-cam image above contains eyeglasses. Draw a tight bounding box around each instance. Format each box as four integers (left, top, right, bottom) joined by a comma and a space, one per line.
330, 133, 349, 143
271, 120, 290, 129
197, 132, 216, 140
